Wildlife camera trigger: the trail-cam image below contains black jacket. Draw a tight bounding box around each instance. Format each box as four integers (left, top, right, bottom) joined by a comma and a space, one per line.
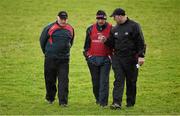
40, 21, 74, 60
105, 18, 146, 58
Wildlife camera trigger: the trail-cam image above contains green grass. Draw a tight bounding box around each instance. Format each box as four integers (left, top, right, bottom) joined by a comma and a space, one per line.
0, 0, 180, 115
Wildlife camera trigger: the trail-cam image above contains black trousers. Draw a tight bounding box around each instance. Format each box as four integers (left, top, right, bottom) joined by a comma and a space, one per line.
44, 57, 69, 105
112, 56, 138, 106
87, 57, 111, 106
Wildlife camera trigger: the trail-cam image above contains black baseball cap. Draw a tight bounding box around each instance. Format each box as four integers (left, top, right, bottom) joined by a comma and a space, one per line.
110, 8, 126, 17
96, 10, 107, 20
58, 11, 68, 19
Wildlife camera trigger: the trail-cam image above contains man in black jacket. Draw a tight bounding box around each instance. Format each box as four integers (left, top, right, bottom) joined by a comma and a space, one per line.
100, 8, 146, 109
40, 11, 74, 107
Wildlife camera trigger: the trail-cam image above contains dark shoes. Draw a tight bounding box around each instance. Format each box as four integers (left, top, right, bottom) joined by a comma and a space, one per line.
110, 103, 121, 110
96, 101, 108, 108
46, 99, 68, 107
46, 100, 54, 104
100, 105, 108, 108
99, 103, 108, 108
60, 104, 68, 107
96, 101, 100, 105
126, 104, 134, 108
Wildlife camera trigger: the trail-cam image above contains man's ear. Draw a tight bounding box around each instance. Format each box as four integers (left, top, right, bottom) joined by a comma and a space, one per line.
57, 16, 60, 20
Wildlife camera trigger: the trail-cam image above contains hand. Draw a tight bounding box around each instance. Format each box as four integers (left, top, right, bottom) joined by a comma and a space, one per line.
138, 57, 145, 66
98, 35, 107, 43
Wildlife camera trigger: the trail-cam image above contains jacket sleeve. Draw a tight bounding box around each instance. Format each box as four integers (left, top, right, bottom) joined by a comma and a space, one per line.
39, 25, 50, 54
134, 23, 146, 57
104, 28, 115, 49
83, 26, 92, 57
70, 28, 75, 46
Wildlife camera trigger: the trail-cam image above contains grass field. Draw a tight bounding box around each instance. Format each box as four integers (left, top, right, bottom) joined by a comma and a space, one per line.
0, 0, 180, 115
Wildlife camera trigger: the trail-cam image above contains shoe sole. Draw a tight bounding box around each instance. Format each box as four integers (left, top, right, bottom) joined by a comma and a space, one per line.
110, 106, 121, 110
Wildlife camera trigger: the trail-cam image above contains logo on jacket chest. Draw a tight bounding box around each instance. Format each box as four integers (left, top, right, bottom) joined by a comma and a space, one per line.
114, 32, 118, 36
114, 31, 129, 37
125, 32, 129, 35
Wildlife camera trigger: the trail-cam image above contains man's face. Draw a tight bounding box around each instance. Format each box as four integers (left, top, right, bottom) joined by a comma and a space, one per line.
113, 15, 122, 24
57, 16, 68, 26
97, 19, 106, 26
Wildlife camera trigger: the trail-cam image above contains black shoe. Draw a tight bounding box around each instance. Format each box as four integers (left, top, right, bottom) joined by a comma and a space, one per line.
110, 103, 121, 110
126, 104, 134, 107
96, 101, 100, 105
46, 100, 54, 104
100, 105, 108, 108
60, 104, 68, 107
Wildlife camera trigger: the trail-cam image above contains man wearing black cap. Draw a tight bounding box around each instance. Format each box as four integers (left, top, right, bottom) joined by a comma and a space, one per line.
100, 8, 146, 109
83, 10, 112, 107
40, 11, 74, 107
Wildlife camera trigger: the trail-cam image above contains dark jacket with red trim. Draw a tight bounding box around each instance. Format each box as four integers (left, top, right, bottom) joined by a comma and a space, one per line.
40, 21, 74, 60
